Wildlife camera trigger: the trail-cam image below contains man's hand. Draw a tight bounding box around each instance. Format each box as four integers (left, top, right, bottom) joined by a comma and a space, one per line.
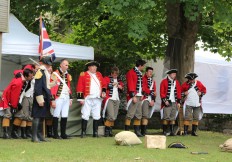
80, 101, 85, 105
184, 91, 189, 95
177, 103, 181, 111
149, 100, 155, 107
101, 92, 106, 98
118, 85, 123, 90
165, 101, 169, 106
198, 91, 202, 96
132, 96, 138, 103
51, 101, 56, 109
39, 102, 44, 107
69, 99, 73, 107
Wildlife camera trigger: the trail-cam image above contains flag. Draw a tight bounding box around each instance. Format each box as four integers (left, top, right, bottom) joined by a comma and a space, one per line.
38, 16, 56, 62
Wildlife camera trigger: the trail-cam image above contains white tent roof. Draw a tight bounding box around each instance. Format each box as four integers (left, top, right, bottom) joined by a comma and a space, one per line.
2, 14, 94, 64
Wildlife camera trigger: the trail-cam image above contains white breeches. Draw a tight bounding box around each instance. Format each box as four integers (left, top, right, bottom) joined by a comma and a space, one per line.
53, 95, 70, 118
81, 98, 102, 120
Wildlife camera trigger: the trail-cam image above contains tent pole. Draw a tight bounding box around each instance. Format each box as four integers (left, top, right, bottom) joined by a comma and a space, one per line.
0, 32, 2, 82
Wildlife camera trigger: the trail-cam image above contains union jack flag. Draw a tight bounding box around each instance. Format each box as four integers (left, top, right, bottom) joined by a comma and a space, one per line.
38, 17, 56, 61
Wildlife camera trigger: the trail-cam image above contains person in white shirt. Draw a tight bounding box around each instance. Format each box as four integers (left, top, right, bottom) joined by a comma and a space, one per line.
102, 67, 124, 137
76, 61, 106, 138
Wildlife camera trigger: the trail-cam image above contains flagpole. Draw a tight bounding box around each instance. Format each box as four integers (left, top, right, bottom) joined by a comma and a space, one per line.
39, 14, 43, 60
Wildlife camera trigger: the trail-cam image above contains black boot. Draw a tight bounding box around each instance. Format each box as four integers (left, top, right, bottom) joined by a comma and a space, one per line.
21, 127, 27, 139
46, 125, 53, 138
26, 126, 32, 138
60, 118, 70, 139
162, 125, 168, 136
109, 127, 113, 137
125, 125, 129, 131
134, 125, 143, 137
2, 127, 10, 139
52, 117, 61, 139
93, 120, 99, 137
37, 119, 49, 142
104, 126, 110, 137
11, 125, 20, 139
184, 125, 188, 136
170, 124, 176, 136
81, 119, 88, 138
191, 125, 198, 136
141, 125, 147, 136
32, 118, 40, 142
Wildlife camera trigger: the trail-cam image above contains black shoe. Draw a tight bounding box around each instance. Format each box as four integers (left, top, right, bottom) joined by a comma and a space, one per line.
93, 120, 99, 138
134, 125, 143, 137
125, 125, 129, 131
31, 118, 40, 142
109, 127, 113, 137
11, 125, 20, 139
60, 118, 70, 139
184, 125, 188, 136
2, 127, 10, 139
141, 125, 147, 136
104, 126, 110, 137
26, 126, 32, 138
21, 127, 27, 139
162, 125, 168, 136
46, 125, 53, 138
53, 117, 61, 139
81, 119, 88, 138
191, 125, 198, 136
170, 124, 176, 136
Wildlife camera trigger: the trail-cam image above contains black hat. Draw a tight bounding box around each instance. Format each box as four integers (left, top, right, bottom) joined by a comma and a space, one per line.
166, 69, 178, 74
185, 72, 198, 80
85, 61, 100, 67
40, 57, 53, 65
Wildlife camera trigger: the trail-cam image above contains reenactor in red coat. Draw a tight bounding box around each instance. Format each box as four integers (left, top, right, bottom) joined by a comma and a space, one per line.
76, 61, 106, 138
1, 69, 34, 139
181, 72, 206, 136
141, 67, 156, 136
50, 59, 73, 139
160, 69, 181, 136
102, 67, 124, 137
124, 59, 146, 137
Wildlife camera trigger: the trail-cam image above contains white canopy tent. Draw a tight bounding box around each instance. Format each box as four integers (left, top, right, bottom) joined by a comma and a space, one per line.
149, 48, 232, 115
0, 14, 94, 90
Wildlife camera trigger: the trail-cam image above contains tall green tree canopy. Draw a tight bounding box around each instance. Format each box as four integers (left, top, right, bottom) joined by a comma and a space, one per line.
10, 0, 232, 78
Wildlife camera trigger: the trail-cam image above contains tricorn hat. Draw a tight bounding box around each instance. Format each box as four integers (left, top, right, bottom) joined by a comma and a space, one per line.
85, 61, 100, 67
40, 57, 53, 65
166, 69, 178, 74
185, 72, 198, 80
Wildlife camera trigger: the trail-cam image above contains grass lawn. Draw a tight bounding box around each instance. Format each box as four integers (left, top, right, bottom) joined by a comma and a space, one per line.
0, 130, 231, 162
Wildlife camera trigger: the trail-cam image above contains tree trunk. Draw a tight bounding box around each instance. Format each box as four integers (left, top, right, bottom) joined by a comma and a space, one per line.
165, 2, 201, 84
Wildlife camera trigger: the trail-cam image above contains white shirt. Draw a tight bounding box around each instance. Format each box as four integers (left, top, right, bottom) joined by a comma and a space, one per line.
168, 76, 176, 102
88, 72, 101, 98
110, 78, 119, 100
185, 81, 201, 107
24, 79, 35, 97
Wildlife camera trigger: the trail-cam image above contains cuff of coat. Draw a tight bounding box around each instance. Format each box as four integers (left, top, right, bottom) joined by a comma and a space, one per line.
129, 91, 135, 98
36, 95, 44, 104
102, 88, 106, 93
151, 96, 156, 101
77, 92, 84, 99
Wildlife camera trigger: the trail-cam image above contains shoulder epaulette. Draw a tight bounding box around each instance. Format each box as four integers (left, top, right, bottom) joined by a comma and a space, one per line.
51, 73, 57, 81
34, 69, 43, 79
80, 72, 85, 76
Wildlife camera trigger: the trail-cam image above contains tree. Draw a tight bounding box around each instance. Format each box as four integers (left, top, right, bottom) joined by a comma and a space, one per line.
60, 0, 232, 82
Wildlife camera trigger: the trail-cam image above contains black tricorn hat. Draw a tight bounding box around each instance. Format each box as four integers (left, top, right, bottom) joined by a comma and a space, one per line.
185, 72, 198, 80
40, 57, 53, 65
85, 61, 100, 67
166, 69, 178, 74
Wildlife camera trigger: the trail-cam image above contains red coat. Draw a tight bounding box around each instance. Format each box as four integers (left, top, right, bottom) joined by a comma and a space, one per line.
181, 80, 206, 96
50, 69, 72, 99
142, 75, 156, 101
126, 68, 142, 101
1, 77, 24, 109
160, 77, 181, 108
76, 71, 105, 99
103, 76, 124, 103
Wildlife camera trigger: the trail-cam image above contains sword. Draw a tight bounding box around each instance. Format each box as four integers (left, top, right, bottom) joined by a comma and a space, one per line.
29, 58, 40, 66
